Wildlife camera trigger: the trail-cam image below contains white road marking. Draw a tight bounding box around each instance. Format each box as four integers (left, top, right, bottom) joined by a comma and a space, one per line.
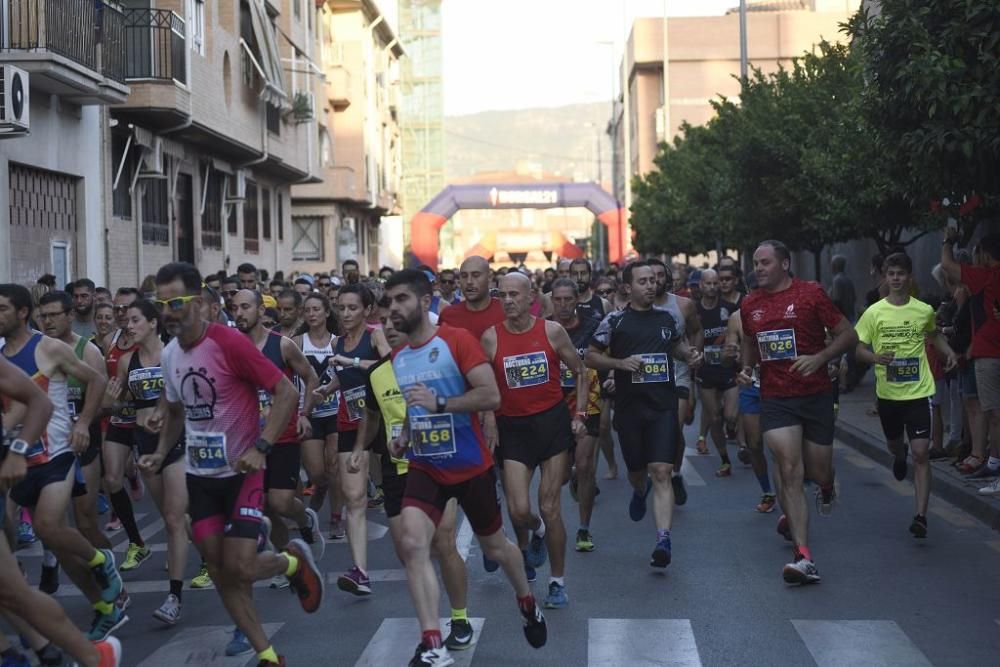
136, 623, 283, 666
792, 620, 932, 667
355, 617, 484, 666
114, 518, 165, 553
588, 619, 701, 666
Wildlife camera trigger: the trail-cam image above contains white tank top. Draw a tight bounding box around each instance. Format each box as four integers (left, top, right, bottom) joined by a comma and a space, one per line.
302, 332, 339, 418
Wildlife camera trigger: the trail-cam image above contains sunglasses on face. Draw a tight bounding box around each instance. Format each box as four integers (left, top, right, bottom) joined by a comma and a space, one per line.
597, 289, 614, 296
153, 295, 199, 312
440, 279, 456, 285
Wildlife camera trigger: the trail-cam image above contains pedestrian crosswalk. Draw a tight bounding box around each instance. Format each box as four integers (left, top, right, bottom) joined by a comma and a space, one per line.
135, 623, 284, 667
588, 619, 701, 666
355, 618, 486, 666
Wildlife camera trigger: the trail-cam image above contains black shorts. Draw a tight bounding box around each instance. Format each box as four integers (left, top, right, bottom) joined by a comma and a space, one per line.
265, 442, 302, 491
877, 397, 932, 443
403, 466, 503, 536
496, 401, 573, 469
584, 413, 600, 438
760, 391, 836, 446
699, 372, 737, 391
307, 414, 338, 440
188, 471, 264, 543
104, 424, 134, 448
9, 452, 76, 508
337, 428, 359, 454
381, 460, 407, 519
134, 429, 184, 474
613, 401, 680, 472
78, 425, 103, 467
674, 385, 691, 401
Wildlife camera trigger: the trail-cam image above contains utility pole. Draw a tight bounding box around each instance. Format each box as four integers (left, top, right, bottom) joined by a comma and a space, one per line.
739, 0, 748, 82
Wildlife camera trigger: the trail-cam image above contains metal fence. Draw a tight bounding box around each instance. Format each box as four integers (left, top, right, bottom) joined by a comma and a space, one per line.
122, 9, 186, 83
101, 3, 127, 84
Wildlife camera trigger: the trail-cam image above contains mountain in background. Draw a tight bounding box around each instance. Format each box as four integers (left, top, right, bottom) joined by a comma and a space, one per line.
444, 101, 614, 182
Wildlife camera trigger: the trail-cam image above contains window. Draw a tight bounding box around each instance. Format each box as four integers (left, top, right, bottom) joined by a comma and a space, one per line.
293, 0, 300, 20
201, 168, 224, 250
187, 0, 205, 55
262, 187, 272, 240
292, 217, 323, 261
240, 0, 261, 88
244, 180, 259, 254
141, 179, 170, 246
111, 134, 133, 219
277, 191, 283, 241
226, 174, 238, 235
266, 103, 281, 135
51, 242, 70, 289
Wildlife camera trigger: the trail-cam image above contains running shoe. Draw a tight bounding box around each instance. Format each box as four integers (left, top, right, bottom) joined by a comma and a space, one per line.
671, 474, 687, 506
696, 436, 709, 455
444, 619, 475, 651
715, 462, 732, 478
105, 516, 122, 533
776, 515, 792, 542
39, 562, 59, 594
87, 605, 128, 641
190, 563, 213, 589
521, 550, 537, 583
126, 471, 144, 502
152, 594, 181, 625
409, 644, 454, 667
269, 574, 290, 589
336, 565, 372, 596
300, 507, 326, 561
782, 557, 821, 585
575, 528, 595, 553
650, 538, 672, 568
892, 445, 908, 481
328, 516, 346, 540
909, 514, 928, 539
94, 635, 122, 667
225, 629, 253, 657
482, 553, 499, 573
978, 478, 1000, 496
16, 520, 35, 548
628, 477, 652, 522
97, 492, 110, 515
520, 602, 547, 648
737, 446, 751, 465
815, 485, 837, 516
120, 543, 151, 572
92, 549, 124, 605
526, 531, 547, 568
367, 486, 385, 509
755, 493, 777, 514
286, 539, 325, 612
543, 581, 568, 609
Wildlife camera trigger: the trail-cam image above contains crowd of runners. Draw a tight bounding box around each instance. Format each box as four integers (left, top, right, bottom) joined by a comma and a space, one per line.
0, 224, 997, 667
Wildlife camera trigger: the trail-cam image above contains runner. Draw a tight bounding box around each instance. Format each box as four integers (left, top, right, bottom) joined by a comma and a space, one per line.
350, 295, 477, 652
138, 262, 323, 667
439, 256, 505, 339
0, 284, 126, 640
695, 269, 740, 478
230, 290, 324, 590
108, 299, 189, 625
482, 272, 587, 607
435, 268, 462, 312
568, 259, 611, 322
0, 355, 122, 667
547, 279, 603, 553
738, 240, 858, 585
275, 289, 305, 339
585, 262, 701, 568
854, 252, 958, 537
384, 269, 547, 667
718, 263, 744, 306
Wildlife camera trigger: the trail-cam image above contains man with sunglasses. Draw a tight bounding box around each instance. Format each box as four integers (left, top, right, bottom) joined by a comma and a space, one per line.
317, 275, 333, 290
140, 262, 324, 667
437, 269, 462, 310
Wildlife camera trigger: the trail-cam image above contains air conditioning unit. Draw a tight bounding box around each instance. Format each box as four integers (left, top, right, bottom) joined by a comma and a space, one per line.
139, 138, 165, 176
226, 169, 247, 201
0, 65, 30, 135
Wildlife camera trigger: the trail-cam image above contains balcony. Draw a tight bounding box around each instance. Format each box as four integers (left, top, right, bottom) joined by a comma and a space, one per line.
0, 0, 129, 104
326, 67, 351, 110
112, 9, 190, 129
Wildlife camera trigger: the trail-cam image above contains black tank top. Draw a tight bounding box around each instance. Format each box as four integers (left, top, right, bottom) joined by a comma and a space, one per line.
333, 328, 378, 427
127, 350, 164, 410
576, 292, 605, 322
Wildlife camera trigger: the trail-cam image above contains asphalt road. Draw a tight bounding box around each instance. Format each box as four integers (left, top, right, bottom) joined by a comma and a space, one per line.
14, 417, 1000, 666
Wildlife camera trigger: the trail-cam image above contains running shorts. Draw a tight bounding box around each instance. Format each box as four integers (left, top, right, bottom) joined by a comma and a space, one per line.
877, 397, 932, 442
613, 401, 680, 472
188, 470, 265, 543
760, 391, 835, 446
496, 400, 573, 469
265, 442, 302, 491
402, 467, 502, 537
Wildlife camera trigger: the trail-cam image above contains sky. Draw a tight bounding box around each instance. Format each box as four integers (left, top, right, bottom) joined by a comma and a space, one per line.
441, 0, 738, 116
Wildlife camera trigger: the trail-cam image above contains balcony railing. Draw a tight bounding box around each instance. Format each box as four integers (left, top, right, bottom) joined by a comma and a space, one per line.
0, 0, 126, 82
122, 9, 185, 84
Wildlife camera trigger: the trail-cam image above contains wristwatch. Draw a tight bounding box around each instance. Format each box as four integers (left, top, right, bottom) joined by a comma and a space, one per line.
8, 438, 29, 456
435, 395, 448, 414
254, 438, 273, 456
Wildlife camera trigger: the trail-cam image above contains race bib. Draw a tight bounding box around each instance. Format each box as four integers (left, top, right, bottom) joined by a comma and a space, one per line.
559, 361, 576, 388
704, 345, 723, 366
886, 357, 920, 383
66, 400, 78, 421
128, 367, 164, 402
187, 432, 227, 471
503, 352, 549, 389
757, 329, 797, 361
632, 353, 670, 384
343, 385, 366, 422
390, 422, 403, 440
111, 403, 137, 425
313, 388, 339, 417
410, 413, 456, 458
258, 389, 272, 413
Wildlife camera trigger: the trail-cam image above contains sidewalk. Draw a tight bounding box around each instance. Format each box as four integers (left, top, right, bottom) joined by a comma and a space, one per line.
836, 378, 1000, 531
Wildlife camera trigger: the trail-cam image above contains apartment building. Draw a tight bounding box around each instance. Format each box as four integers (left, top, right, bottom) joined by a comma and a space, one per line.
291, 0, 403, 276
107, 0, 322, 287
0, 0, 129, 286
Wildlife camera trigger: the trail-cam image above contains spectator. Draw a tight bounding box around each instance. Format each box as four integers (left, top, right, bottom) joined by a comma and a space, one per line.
237, 262, 259, 290
70, 278, 96, 338
865, 253, 885, 308
36, 273, 57, 289
94, 286, 112, 305
342, 259, 360, 285
829, 255, 857, 322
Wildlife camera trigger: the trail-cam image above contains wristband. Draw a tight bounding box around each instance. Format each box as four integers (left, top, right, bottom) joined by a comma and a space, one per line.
354, 356, 360, 368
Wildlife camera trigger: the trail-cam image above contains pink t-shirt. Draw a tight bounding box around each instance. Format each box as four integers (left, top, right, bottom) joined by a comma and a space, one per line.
163, 323, 283, 477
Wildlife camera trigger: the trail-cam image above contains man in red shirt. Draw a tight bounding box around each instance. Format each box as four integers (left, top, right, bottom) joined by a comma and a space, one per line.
439, 256, 504, 338
941, 230, 1000, 494
739, 240, 857, 586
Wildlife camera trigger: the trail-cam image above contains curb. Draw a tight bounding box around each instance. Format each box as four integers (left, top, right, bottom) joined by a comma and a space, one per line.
835, 420, 1000, 532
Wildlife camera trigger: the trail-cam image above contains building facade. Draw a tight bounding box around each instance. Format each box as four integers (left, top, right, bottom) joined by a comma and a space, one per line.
290, 0, 403, 277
